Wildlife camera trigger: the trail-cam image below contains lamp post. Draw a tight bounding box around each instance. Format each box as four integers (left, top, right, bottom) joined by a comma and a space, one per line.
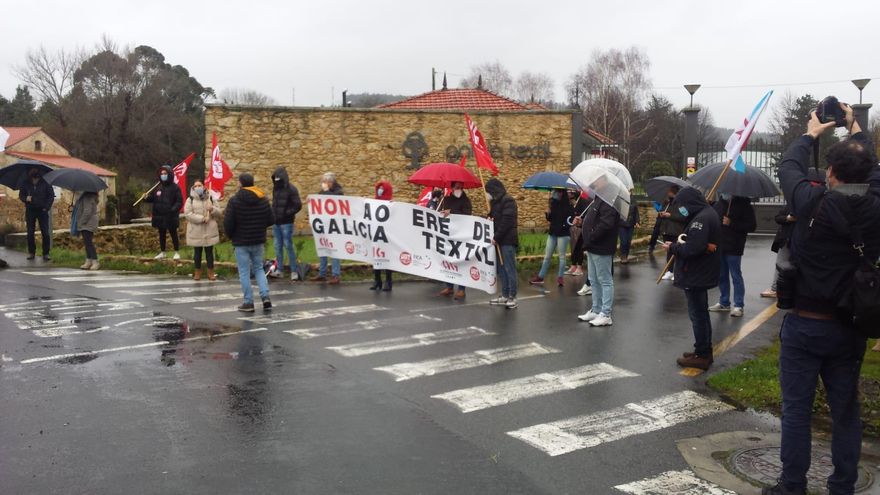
682, 84, 701, 178
852, 79, 870, 104
684, 84, 701, 108
851, 79, 872, 131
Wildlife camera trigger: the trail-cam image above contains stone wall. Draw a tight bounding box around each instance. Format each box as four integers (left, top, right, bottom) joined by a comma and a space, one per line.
6, 222, 192, 255
204, 105, 577, 231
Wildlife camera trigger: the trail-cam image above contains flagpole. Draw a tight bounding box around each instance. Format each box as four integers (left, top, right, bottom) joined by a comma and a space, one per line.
705, 158, 734, 202
133, 181, 160, 207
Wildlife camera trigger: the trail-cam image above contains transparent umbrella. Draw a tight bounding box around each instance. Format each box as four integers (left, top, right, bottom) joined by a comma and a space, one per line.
573, 158, 634, 191
569, 163, 631, 220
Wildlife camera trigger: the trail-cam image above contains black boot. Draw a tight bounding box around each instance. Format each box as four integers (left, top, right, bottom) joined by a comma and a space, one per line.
369, 271, 382, 290
382, 273, 392, 292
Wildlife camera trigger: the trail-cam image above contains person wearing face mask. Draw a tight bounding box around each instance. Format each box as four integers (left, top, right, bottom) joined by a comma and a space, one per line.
270, 166, 303, 281
576, 194, 620, 327
439, 181, 473, 299
426, 187, 444, 210
485, 178, 519, 309
145, 165, 183, 260
661, 186, 721, 370
530, 189, 574, 287
310, 172, 344, 284
370, 180, 394, 291
184, 180, 224, 281
708, 193, 756, 318
658, 185, 687, 281
19, 168, 55, 261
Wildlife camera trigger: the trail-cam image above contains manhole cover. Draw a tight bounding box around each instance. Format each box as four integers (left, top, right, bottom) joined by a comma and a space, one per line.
729, 447, 872, 492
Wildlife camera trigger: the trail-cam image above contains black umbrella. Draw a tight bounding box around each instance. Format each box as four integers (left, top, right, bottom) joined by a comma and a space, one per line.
43, 168, 108, 192
688, 162, 781, 199
644, 176, 690, 203
0, 160, 53, 190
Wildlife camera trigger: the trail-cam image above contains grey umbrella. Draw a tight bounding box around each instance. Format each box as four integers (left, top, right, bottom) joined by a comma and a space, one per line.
43, 168, 108, 192
687, 162, 780, 199
0, 160, 53, 189
645, 176, 690, 203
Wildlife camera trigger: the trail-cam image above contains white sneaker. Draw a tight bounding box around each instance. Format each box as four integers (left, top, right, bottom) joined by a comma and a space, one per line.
153, 252, 166, 260
80, 259, 92, 270
89, 261, 100, 271
505, 297, 518, 309
489, 296, 508, 305
577, 284, 592, 296
578, 310, 599, 322
589, 314, 613, 326
730, 307, 744, 317
661, 271, 674, 281
172, 252, 181, 260
708, 303, 731, 312
290, 272, 299, 281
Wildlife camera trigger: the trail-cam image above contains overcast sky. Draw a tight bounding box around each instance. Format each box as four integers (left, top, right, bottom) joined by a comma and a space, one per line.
2, 0, 878, 132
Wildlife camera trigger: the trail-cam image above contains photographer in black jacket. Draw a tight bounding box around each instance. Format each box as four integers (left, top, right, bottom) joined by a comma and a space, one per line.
764, 103, 880, 495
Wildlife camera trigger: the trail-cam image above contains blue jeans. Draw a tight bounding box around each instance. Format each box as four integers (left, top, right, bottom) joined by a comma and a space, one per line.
684, 288, 712, 356
319, 256, 340, 277
234, 245, 270, 304
538, 235, 570, 278
619, 227, 634, 257
718, 254, 745, 308
497, 245, 518, 298
587, 252, 613, 315
273, 223, 296, 269
779, 314, 865, 494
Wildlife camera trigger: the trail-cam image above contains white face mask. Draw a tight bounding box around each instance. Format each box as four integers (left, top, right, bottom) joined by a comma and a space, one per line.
485, 192, 493, 202
453, 189, 463, 198
377, 187, 384, 197
160, 174, 168, 182
193, 187, 205, 197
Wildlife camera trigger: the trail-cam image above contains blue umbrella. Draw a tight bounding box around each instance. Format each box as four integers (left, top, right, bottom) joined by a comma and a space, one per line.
522, 171, 577, 191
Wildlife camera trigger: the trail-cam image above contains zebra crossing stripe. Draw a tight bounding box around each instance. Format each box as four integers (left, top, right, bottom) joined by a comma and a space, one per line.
328, 327, 495, 357
154, 290, 296, 304
51, 275, 172, 282
0, 298, 94, 311
87, 279, 207, 288
614, 470, 736, 494
507, 391, 734, 456
375, 343, 561, 381
193, 297, 344, 314
284, 314, 442, 339
432, 363, 639, 413
118, 284, 239, 295
238, 302, 380, 322
21, 270, 131, 276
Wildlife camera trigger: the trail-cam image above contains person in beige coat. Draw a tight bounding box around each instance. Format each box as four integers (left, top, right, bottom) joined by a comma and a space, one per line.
75, 191, 100, 270
184, 180, 223, 280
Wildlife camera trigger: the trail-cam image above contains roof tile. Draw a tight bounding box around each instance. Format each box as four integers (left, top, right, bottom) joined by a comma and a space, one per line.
2, 127, 42, 148
5, 151, 116, 177
377, 88, 528, 111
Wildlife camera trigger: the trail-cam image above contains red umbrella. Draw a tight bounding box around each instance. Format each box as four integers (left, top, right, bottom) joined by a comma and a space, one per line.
407, 162, 482, 189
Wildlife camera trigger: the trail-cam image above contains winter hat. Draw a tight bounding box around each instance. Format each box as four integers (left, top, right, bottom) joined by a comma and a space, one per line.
239, 173, 255, 187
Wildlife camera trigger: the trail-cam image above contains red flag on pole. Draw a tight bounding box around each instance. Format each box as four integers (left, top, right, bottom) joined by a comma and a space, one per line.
464, 113, 499, 176
172, 153, 195, 212
205, 132, 233, 200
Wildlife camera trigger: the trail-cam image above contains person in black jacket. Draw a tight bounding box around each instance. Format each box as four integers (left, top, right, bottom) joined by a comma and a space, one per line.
618, 192, 640, 264
19, 167, 55, 261
270, 166, 302, 281
761, 204, 796, 298
439, 181, 473, 299
763, 104, 880, 495
311, 172, 344, 284
708, 194, 756, 317
663, 186, 721, 370
224, 173, 275, 312
577, 197, 620, 326
567, 191, 587, 277
145, 165, 183, 260
530, 189, 574, 287
485, 178, 519, 309
658, 186, 687, 280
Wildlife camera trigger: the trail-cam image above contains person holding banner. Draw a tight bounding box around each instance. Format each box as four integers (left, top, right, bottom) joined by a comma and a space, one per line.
145, 165, 183, 260
310, 172, 343, 284
439, 181, 473, 299
370, 180, 394, 291
224, 173, 275, 312
485, 178, 519, 309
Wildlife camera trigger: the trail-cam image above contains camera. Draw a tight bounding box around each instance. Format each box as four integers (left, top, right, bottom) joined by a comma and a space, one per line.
776, 259, 798, 310
816, 96, 847, 127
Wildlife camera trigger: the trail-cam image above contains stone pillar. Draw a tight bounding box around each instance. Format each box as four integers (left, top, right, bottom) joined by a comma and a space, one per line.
571, 112, 584, 170
682, 107, 701, 179
853, 103, 872, 133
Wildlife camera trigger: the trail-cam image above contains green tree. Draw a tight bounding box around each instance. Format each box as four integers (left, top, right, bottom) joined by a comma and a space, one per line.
770, 92, 837, 168
641, 160, 676, 182
0, 86, 38, 125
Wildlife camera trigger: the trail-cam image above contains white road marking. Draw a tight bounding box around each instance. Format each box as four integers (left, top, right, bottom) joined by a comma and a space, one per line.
199, 297, 345, 314
0, 298, 94, 311
19, 327, 269, 364
284, 314, 442, 339
118, 284, 239, 295
51, 275, 172, 282
614, 470, 736, 494
407, 294, 545, 313
5, 300, 144, 319
21, 270, 132, 276
14, 311, 154, 331
154, 290, 296, 304
507, 391, 734, 456
328, 327, 495, 357
432, 363, 639, 413
86, 279, 206, 288
375, 343, 561, 381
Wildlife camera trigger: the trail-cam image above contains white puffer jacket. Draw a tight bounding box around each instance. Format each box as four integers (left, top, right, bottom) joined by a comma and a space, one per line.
184, 193, 223, 247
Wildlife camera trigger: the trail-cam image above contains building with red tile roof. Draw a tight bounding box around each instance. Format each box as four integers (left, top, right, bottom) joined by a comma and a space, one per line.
377, 88, 529, 112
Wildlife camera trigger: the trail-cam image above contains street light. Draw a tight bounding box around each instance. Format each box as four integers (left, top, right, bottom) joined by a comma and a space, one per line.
852, 79, 871, 104
684, 84, 701, 108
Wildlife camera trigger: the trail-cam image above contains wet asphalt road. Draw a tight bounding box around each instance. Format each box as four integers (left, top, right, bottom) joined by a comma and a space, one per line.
0, 238, 785, 494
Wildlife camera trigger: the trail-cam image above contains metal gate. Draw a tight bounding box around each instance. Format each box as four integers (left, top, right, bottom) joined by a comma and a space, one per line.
696, 138, 785, 204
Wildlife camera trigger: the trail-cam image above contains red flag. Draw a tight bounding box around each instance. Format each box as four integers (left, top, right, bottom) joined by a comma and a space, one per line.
417, 186, 433, 207
205, 132, 233, 200
458, 154, 467, 167
172, 153, 195, 212
464, 114, 499, 176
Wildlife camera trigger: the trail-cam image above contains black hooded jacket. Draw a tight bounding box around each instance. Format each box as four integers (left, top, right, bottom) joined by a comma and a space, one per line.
582, 199, 620, 255
669, 187, 721, 290
485, 178, 518, 246
712, 196, 756, 256
19, 176, 55, 212
224, 186, 275, 246
146, 165, 182, 230
779, 132, 880, 316
271, 166, 302, 225
443, 191, 473, 216
546, 193, 574, 237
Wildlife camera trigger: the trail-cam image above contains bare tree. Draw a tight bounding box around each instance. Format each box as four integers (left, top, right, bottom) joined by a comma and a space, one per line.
513, 71, 555, 104
459, 61, 513, 96
13, 45, 87, 126
219, 88, 277, 106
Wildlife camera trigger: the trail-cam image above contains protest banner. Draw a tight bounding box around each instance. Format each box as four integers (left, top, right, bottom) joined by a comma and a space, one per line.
308, 195, 497, 293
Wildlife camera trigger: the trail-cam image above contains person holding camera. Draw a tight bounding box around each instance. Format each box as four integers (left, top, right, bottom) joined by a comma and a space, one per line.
764, 102, 880, 495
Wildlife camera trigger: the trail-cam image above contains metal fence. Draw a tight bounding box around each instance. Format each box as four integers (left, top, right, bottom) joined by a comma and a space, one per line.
696, 138, 785, 203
